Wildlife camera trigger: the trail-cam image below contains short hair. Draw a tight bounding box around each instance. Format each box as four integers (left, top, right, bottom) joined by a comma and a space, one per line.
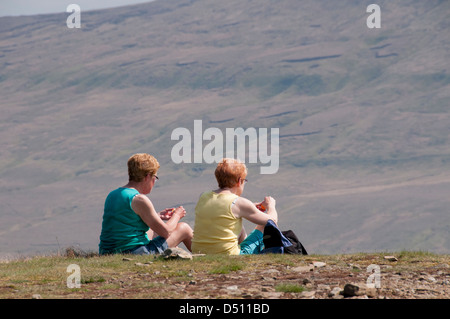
214, 158, 247, 189
127, 153, 160, 182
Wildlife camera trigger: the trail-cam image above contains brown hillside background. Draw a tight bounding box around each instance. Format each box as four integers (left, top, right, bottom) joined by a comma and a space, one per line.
0, 0, 449, 258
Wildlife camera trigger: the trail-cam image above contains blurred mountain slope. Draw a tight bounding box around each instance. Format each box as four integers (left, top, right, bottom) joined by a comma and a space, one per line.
0, 0, 449, 257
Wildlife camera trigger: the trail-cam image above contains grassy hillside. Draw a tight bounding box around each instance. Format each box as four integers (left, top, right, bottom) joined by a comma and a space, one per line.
0, 0, 449, 257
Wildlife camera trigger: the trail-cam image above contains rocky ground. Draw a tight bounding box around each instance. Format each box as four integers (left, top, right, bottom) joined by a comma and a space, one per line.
194, 261, 449, 299
143, 254, 450, 299
1, 250, 448, 300
77, 250, 450, 299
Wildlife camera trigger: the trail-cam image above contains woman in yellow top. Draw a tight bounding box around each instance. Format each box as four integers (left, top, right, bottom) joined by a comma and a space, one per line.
192, 158, 278, 255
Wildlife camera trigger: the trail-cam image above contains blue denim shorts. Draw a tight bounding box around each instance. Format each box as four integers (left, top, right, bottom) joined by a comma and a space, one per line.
127, 236, 168, 255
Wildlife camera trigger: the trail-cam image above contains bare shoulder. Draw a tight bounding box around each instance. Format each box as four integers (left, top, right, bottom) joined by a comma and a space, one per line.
235, 196, 253, 208
131, 194, 153, 211
133, 194, 150, 201
132, 193, 149, 203
233, 196, 257, 218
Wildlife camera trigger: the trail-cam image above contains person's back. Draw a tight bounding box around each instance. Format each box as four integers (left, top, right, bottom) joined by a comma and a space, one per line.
99, 187, 150, 254
192, 191, 242, 255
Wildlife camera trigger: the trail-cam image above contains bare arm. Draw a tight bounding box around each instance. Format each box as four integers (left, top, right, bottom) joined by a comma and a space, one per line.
131, 194, 185, 239
232, 196, 278, 226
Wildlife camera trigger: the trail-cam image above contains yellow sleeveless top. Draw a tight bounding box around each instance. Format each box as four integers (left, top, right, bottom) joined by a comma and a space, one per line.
192, 191, 242, 255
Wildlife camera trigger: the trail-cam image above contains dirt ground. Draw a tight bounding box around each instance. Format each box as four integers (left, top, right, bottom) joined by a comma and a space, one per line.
63, 254, 450, 300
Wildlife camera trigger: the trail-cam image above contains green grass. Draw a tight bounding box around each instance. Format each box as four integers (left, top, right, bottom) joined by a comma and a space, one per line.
275, 283, 306, 293
81, 276, 106, 284
209, 261, 245, 274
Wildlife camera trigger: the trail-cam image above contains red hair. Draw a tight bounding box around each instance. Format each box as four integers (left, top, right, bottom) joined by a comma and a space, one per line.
214, 158, 247, 188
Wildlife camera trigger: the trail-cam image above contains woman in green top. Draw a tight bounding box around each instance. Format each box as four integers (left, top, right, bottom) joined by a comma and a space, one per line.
99, 153, 193, 255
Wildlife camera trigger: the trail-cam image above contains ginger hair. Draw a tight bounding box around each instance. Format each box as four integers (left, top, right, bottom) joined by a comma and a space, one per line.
214, 158, 247, 189
127, 153, 160, 182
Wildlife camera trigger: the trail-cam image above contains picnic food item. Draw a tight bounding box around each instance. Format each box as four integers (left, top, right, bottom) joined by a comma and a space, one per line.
256, 203, 266, 212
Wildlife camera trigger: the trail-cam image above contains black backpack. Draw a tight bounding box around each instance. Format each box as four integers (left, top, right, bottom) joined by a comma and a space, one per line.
282, 230, 308, 255
261, 220, 308, 255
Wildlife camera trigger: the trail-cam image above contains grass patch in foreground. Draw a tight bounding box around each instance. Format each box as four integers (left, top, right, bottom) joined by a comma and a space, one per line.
209, 261, 245, 274
275, 283, 306, 293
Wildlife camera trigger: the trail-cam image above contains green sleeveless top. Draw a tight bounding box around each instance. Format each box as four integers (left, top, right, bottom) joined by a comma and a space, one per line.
99, 187, 150, 254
